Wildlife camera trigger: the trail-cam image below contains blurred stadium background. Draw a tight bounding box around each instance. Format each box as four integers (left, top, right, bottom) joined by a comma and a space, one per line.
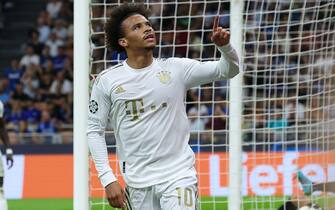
0, 0, 334, 209
0, 0, 74, 209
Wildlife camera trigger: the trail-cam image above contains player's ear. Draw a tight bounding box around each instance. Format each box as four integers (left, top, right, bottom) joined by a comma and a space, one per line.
118, 38, 128, 48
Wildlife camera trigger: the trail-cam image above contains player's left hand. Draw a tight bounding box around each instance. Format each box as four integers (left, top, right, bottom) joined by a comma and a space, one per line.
211, 16, 230, 46
6, 148, 14, 169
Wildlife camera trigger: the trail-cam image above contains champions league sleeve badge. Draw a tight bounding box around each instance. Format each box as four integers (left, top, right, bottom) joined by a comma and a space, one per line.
89, 100, 99, 114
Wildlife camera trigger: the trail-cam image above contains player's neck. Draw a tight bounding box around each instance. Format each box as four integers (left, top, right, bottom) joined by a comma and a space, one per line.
126, 49, 153, 69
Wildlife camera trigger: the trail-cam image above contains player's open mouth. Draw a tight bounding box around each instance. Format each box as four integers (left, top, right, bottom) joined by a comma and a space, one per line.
144, 34, 155, 40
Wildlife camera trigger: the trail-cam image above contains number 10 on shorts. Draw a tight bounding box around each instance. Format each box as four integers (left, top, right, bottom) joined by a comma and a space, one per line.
176, 187, 194, 207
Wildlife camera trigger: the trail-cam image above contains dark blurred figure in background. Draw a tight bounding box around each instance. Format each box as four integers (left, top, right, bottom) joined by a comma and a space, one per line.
0, 100, 14, 210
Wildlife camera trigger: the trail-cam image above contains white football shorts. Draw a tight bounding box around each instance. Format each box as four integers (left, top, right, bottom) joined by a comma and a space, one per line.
125, 173, 198, 210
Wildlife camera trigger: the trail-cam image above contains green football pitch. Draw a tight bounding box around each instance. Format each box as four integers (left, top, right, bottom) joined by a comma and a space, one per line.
7, 197, 281, 210
8, 196, 334, 210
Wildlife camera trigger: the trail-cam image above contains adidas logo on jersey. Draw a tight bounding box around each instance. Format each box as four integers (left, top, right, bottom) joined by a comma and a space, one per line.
156, 71, 171, 84
115, 86, 126, 94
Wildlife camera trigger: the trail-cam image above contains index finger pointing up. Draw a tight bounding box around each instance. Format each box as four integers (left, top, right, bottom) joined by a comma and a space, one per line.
212, 16, 219, 32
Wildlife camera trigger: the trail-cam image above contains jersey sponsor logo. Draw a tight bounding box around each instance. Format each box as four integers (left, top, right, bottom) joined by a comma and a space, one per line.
156, 71, 171, 85
115, 85, 126, 94
125, 99, 168, 121
89, 100, 98, 114
125, 99, 144, 121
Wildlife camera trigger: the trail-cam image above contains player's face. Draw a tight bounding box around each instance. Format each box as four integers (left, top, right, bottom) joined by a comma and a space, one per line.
119, 14, 156, 51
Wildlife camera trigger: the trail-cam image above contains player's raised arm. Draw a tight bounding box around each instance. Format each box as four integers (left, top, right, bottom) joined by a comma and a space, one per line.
176, 16, 239, 89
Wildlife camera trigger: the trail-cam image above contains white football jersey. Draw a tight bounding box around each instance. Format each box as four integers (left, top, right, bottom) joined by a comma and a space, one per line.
0, 101, 4, 118
87, 44, 239, 188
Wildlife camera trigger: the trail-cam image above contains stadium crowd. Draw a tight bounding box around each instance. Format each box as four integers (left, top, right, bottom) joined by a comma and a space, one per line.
0, 0, 73, 144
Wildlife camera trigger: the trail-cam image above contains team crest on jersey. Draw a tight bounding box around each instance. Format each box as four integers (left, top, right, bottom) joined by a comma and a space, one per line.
89, 100, 98, 114
156, 71, 171, 85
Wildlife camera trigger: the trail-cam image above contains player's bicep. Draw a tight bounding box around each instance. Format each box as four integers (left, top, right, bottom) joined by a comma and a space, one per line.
180, 58, 219, 89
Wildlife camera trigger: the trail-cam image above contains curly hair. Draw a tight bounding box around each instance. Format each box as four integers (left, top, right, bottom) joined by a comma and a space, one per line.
105, 3, 151, 53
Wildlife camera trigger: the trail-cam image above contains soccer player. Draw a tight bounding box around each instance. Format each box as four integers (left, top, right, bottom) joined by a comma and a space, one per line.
0, 100, 14, 210
87, 3, 239, 209
277, 171, 335, 210
297, 170, 335, 195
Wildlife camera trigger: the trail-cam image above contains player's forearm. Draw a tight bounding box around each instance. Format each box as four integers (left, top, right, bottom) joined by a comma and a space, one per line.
216, 43, 239, 79
87, 131, 117, 187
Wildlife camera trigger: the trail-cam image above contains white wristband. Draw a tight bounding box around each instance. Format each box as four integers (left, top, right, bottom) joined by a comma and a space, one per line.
6, 148, 13, 155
